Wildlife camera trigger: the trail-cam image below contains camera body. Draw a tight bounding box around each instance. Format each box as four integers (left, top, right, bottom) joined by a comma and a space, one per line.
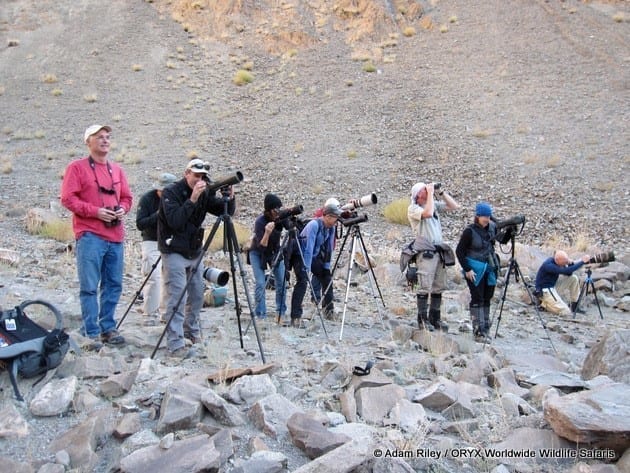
433, 182, 442, 191
104, 205, 122, 228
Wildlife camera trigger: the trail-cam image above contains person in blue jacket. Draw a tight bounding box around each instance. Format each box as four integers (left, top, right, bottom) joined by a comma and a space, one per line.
535, 250, 590, 316
289, 200, 341, 326
456, 202, 500, 342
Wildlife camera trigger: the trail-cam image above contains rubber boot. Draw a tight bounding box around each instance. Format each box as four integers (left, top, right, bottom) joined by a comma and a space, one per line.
429, 293, 448, 332
481, 305, 492, 341
417, 294, 433, 331
470, 305, 488, 342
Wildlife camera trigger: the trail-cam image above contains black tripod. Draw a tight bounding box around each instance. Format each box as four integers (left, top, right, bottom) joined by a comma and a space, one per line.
151, 185, 266, 363
493, 228, 557, 354
573, 267, 603, 320
117, 254, 161, 330
245, 218, 329, 337
330, 218, 386, 341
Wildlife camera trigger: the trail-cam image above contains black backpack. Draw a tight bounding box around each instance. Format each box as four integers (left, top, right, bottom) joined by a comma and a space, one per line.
0, 300, 70, 401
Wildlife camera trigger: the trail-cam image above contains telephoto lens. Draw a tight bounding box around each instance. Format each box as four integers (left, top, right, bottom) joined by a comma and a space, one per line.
588, 251, 615, 265
202, 267, 230, 286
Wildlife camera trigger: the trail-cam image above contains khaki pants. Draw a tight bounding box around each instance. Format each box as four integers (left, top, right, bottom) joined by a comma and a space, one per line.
540, 274, 580, 316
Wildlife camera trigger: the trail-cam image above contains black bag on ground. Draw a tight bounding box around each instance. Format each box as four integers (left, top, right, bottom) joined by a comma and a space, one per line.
0, 300, 70, 401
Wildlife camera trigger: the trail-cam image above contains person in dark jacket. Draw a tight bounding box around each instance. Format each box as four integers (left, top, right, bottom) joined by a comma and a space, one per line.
456, 202, 499, 342
136, 173, 177, 323
249, 193, 287, 323
157, 159, 236, 358
535, 250, 590, 316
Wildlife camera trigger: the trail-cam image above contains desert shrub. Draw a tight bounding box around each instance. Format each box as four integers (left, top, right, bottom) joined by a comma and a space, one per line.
38, 219, 74, 242
383, 198, 409, 225
233, 70, 254, 85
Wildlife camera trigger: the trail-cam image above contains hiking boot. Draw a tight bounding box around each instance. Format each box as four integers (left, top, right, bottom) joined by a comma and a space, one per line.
431, 320, 449, 332
101, 330, 125, 346
184, 332, 202, 345
83, 337, 103, 351
168, 347, 196, 359
474, 332, 491, 343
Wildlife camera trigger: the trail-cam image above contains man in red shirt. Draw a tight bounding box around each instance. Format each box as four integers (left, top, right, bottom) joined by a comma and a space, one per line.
61, 125, 133, 349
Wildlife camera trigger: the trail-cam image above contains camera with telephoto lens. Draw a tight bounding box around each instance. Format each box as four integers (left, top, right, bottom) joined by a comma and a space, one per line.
433, 182, 442, 191
341, 193, 377, 211
104, 205, 122, 227
202, 267, 229, 286
588, 251, 615, 265
276, 205, 304, 221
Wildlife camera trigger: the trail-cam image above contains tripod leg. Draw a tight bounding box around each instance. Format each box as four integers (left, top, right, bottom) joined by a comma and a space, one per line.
117, 254, 161, 330
339, 235, 358, 341
356, 228, 386, 309
354, 231, 386, 330
588, 282, 604, 320
224, 216, 266, 363
513, 260, 557, 355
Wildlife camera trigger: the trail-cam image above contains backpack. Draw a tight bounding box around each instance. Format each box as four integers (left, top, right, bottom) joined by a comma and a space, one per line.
0, 300, 71, 401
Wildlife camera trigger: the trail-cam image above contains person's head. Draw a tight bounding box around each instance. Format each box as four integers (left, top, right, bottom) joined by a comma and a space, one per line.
84, 124, 112, 158
184, 158, 209, 189
410, 182, 427, 205
263, 193, 282, 219
553, 250, 570, 266
474, 201, 493, 226
321, 200, 342, 228
153, 172, 177, 196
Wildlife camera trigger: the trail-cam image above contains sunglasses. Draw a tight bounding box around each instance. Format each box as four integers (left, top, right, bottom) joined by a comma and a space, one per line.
189, 162, 210, 171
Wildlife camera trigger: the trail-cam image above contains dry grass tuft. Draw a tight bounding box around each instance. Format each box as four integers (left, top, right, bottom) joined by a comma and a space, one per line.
205, 221, 251, 252
402, 26, 416, 37
51, 88, 63, 96
545, 155, 562, 168
383, 198, 409, 226
37, 219, 74, 242
42, 73, 58, 84
362, 61, 376, 72
1, 159, 13, 174
83, 93, 98, 103
233, 69, 254, 85
132, 64, 143, 71
472, 128, 493, 138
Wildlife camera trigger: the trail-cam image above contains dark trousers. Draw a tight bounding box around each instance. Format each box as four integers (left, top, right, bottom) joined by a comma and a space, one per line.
290, 254, 333, 319
465, 271, 496, 308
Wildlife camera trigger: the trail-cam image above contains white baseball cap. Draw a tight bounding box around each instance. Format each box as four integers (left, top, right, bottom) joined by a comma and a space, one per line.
84, 124, 112, 144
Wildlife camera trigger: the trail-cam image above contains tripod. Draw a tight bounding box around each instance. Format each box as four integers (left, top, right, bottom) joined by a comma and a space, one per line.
330, 221, 386, 341
573, 268, 603, 319
151, 191, 266, 363
245, 218, 329, 337
117, 254, 161, 330
494, 230, 557, 354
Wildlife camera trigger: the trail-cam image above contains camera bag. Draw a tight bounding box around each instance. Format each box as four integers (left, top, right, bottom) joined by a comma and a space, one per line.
0, 300, 71, 401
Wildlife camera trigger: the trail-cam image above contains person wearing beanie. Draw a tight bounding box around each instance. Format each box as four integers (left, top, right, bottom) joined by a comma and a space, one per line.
407, 181, 460, 332
249, 193, 287, 323
289, 198, 342, 325
135, 172, 177, 324
455, 202, 500, 342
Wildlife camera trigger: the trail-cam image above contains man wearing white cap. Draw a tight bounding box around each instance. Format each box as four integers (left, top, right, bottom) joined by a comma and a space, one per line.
407, 181, 459, 331
61, 124, 133, 349
157, 159, 236, 358
136, 172, 177, 323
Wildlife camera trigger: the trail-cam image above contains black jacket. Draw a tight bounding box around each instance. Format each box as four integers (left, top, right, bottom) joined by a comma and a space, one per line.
136, 189, 161, 241
157, 178, 235, 258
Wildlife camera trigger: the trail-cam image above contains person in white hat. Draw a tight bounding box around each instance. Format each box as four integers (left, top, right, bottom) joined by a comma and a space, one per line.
157, 159, 236, 358
407, 181, 459, 332
135, 173, 177, 324
60, 124, 133, 349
